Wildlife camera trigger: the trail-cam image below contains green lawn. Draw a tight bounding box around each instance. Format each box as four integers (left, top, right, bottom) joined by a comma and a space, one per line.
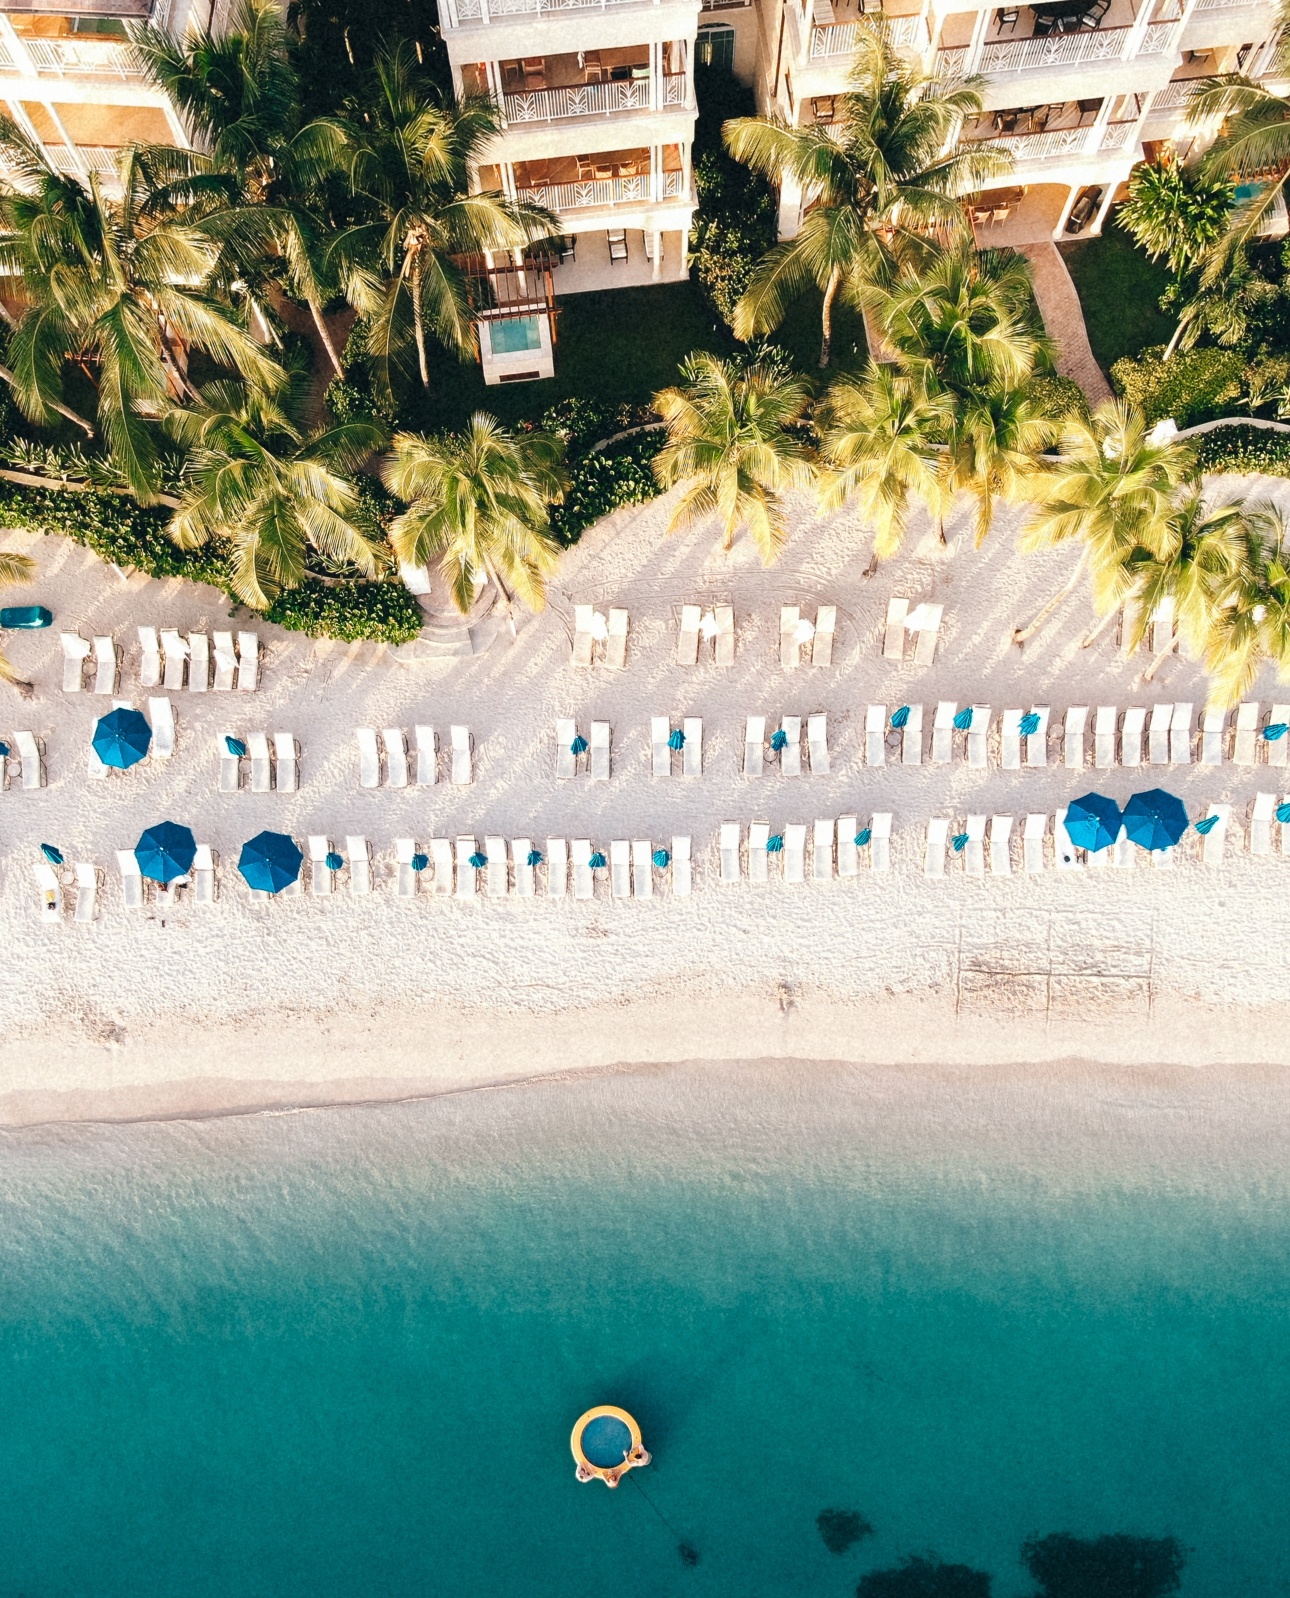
1059, 216, 1176, 370
397, 279, 867, 435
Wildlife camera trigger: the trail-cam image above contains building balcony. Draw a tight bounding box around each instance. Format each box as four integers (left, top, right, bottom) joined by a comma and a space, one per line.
512, 148, 688, 211
936, 0, 1182, 81
440, 0, 694, 31
806, 11, 927, 57
502, 72, 688, 120
963, 96, 1140, 162
463, 45, 692, 123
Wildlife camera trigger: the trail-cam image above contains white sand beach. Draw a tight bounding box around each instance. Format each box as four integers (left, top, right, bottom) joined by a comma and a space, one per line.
3, 474, 1290, 1126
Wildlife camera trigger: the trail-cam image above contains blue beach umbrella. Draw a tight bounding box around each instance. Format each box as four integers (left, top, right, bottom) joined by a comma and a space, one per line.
652, 848, 670, 869
1063, 792, 1123, 852
854, 827, 872, 847
951, 832, 968, 852
770, 728, 788, 751
526, 848, 543, 867
325, 850, 344, 871
668, 728, 685, 750
1263, 722, 1288, 742
1278, 802, 1290, 825
570, 734, 588, 755
39, 842, 63, 866
588, 851, 607, 870
1122, 789, 1189, 852
411, 853, 429, 872
766, 834, 784, 853
1019, 712, 1041, 737
237, 830, 303, 893
93, 706, 151, 769
225, 735, 247, 757
135, 821, 196, 884
952, 707, 973, 731
468, 850, 487, 870
1194, 814, 1220, 836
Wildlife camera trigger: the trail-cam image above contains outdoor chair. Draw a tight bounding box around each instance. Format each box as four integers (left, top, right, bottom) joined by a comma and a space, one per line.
395, 838, 418, 899
611, 840, 631, 900
865, 705, 886, 766
61, 633, 90, 693
744, 715, 765, 777
719, 823, 741, 884
430, 838, 454, 896
682, 717, 702, 777
607, 230, 629, 263
779, 715, 802, 777
837, 816, 858, 879
486, 836, 508, 898
160, 629, 187, 691
672, 835, 692, 896
990, 815, 1013, 876
631, 840, 653, 900
382, 728, 408, 789
651, 717, 671, 777
812, 605, 836, 666
93, 636, 118, 695
924, 818, 949, 879
188, 633, 209, 691
546, 838, 568, 898
813, 818, 833, 881
455, 836, 478, 901
274, 732, 298, 791
783, 824, 807, 885
74, 862, 100, 924
137, 627, 161, 688
149, 697, 175, 760
870, 813, 892, 873
748, 822, 769, 884
415, 725, 437, 785
512, 839, 536, 898
1063, 706, 1088, 767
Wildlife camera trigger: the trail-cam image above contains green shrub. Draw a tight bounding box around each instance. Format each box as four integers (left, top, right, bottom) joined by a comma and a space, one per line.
325, 373, 398, 429
548, 434, 661, 546
1109, 345, 1244, 426
1026, 373, 1091, 423
1192, 422, 1290, 477
265, 577, 423, 643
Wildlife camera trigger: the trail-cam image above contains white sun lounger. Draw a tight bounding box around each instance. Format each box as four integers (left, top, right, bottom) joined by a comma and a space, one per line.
429, 837, 453, 896
188, 633, 209, 692
1023, 813, 1047, 873
1000, 709, 1023, 770
236, 632, 259, 691
901, 704, 923, 765
932, 702, 956, 765
1233, 702, 1260, 764
345, 836, 372, 895
149, 696, 175, 760
415, 725, 437, 786
137, 626, 161, 688
572, 838, 595, 900
115, 849, 144, 909
989, 814, 1013, 875
1148, 702, 1172, 765
605, 608, 628, 671
1202, 804, 1232, 865
512, 839, 536, 898
813, 605, 836, 667
1025, 706, 1049, 767
73, 861, 99, 924
61, 633, 90, 692
1111, 831, 1135, 868
720, 822, 741, 883
395, 837, 418, 898
812, 817, 833, 880
1121, 705, 1147, 767
1201, 708, 1225, 765
92, 635, 118, 695
1054, 807, 1081, 869
572, 604, 596, 668
556, 718, 578, 780
870, 812, 892, 873
35, 859, 61, 922
590, 720, 610, 781
806, 713, 829, 776
451, 725, 472, 785
308, 836, 333, 897
836, 816, 858, 878
219, 738, 241, 793
486, 835, 508, 897
1094, 706, 1117, 769
632, 839, 653, 900
192, 845, 216, 904
748, 821, 769, 883
610, 839, 631, 899
882, 597, 908, 660
865, 705, 886, 766
779, 715, 802, 777
781, 605, 802, 670
1170, 702, 1193, 764
1063, 706, 1088, 767
964, 814, 987, 877
683, 717, 702, 777
160, 629, 187, 691
1268, 704, 1290, 768
744, 716, 765, 778
668, 834, 691, 896
212, 631, 237, 691
651, 717, 671, 778
967, 706, 990, 769
546, 838, 568, 898
356, 727, 380, 789
911, 603, 943, 666
1250, 792, 1276, 855
382, 728, 408, 789
924, 817, 949, 878
677, 604, 701, 666
248, 731, 272, 793
455, 836, 478, 900
274, 732, 298, 791
15, 730, 42, 789
783, 823, 806, 884
714, 605, 735, 667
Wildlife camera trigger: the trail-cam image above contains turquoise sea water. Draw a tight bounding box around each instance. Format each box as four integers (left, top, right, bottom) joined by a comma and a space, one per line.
0, 1065, 1286, 1597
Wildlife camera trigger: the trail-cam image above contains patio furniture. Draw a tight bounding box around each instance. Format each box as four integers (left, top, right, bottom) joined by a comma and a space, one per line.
997, 6, 1020, 27
1065, 186, 1102, 234
607, 229, 629, 262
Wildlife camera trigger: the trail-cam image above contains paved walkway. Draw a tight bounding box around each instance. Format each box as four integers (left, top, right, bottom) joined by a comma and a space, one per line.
1022, 241, 1114, 407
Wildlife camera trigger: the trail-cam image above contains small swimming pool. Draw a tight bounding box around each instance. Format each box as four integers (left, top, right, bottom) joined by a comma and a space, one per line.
1236, 181, 1263, 202
578, 1414, 632, 1469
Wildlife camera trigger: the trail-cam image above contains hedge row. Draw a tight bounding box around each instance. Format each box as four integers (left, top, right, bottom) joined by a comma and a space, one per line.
548, 434, 661, 547
1109, 346, 1245, 428
1192, 423, 1290, 477
264, 577, 423, 644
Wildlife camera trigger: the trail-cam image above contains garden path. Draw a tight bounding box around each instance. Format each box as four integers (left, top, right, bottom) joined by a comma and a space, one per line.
1022, 242, 1114, 407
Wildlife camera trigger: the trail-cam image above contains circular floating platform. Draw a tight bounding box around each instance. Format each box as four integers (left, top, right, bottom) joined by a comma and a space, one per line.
570, 1405, 650, 1487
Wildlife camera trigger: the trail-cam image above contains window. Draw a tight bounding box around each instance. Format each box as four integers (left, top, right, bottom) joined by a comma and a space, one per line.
696, 23, 735, 70
490, 317, 543, 355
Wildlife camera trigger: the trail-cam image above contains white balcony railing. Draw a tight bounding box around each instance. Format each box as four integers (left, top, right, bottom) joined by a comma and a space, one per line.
968, 118, 1136, 161
44, 145, 123, 177
446, 0, 661, 25
978, 25, 1131, 72
809, 13, 926, 56
1196, 0, 1272, 11
517, 167, 686, 209
502, 73, 687, 124
18, 37, 143, 78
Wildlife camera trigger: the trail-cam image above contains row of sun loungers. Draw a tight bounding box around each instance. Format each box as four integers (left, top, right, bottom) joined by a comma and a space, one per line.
61, 630, 259, 693
87, 698, 176, 777
355, 726, 473, 788
922, 803, 1238, 874
882, 599, 944, 664
218, 732, 299, 793
572, 606, 630, 670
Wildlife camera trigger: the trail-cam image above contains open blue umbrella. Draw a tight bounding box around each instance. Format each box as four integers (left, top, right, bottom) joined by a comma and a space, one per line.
238, 830, 303, 893
1063, 792, 1122, 852
93, 706, 151, 769
135, 821, 196, 884
1123, 789, 1189, 851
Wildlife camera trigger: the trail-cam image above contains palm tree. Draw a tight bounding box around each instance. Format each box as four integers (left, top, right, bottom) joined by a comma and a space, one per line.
164, 378, 386, 608
382, 414, 566, 633
0, 545, 37, 697
1116, 157, 1233, 341
652, 352, 814, 564
1013, 401, 1194, 645
816, 363, 951, 566
1189, 66, 1290, 255
1196, 502, 1290, 707
941, 384, 1056, 548
722, 21, 1009, 366
318, 44, 558, 394
0, 123, 280, 501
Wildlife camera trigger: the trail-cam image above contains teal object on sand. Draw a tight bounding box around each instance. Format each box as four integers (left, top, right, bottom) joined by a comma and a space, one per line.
668, 728, 685, 750
1194, 815, 1220, 836
855, 828, 872, 847
570, 734, 588, 755
1020, 712, 1041, 736
890, 705, 910, 729
325, 851, 344, 871
526, 849, 543, 867
225, 735, 247, 757
468, 851, 487, 870
652, 849, 670, 868
770, 729, 788, 751
0, 605, 51, 629
766, 834, 783, 853
951, 833, 968, 852
411, 854, 429, 872
953, 707, 973, 731
588, 851, 607, 869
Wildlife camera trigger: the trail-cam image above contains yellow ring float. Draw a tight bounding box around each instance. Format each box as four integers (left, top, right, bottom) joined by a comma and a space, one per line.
570, 1405, 651, 1488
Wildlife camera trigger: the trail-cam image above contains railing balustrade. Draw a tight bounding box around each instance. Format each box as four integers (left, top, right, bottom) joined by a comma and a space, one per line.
18, 36, 141, 77
809, 13, 925, 56
449, 0, 661, 25
517, 169, 686, 209
978, 24, 1131, 72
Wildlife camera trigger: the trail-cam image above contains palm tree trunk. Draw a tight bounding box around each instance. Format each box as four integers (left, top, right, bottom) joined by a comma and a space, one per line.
482, 555, 517, 639
1013, 546, 1089, 646
411, 256, 430, 390
818, 265, 842, 370
309, 298, 345, 379
1141, 635, 1178, 683
0, 364, 94, 438
1080, 604, 1122, 649
0, 650, 34, 698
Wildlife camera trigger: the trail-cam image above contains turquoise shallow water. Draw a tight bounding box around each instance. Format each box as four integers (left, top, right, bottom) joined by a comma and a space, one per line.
0, 1064, 1287, 1597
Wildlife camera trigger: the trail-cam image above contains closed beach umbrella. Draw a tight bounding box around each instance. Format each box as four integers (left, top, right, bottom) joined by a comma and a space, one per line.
1063, 792, 1122, 852
1122, 789, 1189, 851
39, 842, 63, 865
238, 830, 303, 893
93, 706, 151, 769
135, 821, 197, 884
668, 728, 685, 750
